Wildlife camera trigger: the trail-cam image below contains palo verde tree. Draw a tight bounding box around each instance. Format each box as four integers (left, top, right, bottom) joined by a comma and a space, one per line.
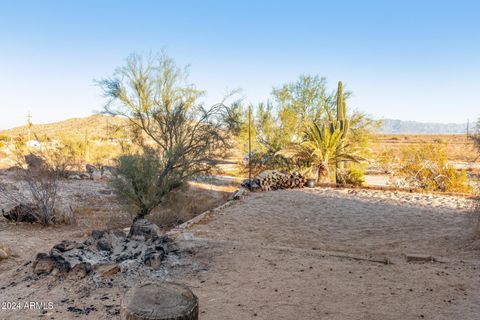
98, 52, 240, 220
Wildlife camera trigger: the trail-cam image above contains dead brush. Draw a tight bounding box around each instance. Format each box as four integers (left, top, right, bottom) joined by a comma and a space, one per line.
0, 152, 68, 226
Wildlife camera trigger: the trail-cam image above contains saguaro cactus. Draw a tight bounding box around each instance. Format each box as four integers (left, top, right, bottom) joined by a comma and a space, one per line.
335, 81, 349, 181
336, 81, 349, 137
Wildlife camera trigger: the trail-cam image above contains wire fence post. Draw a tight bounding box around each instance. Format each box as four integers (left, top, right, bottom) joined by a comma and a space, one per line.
248, 105, 252, 184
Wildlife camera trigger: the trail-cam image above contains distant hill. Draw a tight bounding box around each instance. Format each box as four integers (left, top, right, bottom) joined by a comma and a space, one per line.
0, 114, 128, 141
379, 119, 469, 134
0, 115, 472, 140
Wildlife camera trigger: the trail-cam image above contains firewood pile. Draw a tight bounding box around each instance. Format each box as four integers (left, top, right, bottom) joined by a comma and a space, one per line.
243, 170, 307, 191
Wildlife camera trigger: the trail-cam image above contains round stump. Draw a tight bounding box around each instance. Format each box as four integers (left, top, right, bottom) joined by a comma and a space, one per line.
121, 282, 198, 320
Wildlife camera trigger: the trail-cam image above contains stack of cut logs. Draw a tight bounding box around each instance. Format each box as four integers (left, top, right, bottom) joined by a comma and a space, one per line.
255, 170, 307, 191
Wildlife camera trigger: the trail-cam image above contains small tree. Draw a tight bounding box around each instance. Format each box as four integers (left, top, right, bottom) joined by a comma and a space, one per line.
99, 52, 239, 220
109, 150, 183, 220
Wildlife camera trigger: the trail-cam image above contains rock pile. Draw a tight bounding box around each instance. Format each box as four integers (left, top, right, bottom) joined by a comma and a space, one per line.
67, 164, 117, 181
32, 219, 173, 278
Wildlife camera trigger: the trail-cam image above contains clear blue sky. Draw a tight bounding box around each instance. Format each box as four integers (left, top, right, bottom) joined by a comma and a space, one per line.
1, 0, 479, 129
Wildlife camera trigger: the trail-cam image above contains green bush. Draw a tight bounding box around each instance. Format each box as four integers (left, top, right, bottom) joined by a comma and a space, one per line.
344, 164, 365, 186
109, 151, 184, 219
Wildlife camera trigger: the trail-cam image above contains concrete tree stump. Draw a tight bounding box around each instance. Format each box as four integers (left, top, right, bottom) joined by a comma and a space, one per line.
121, 282, 198, 320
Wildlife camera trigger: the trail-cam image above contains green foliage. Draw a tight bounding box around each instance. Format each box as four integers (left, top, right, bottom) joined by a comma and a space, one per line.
242, 75, 375, 175
278, 121, 364, 182
110, 151, 184, 217
13, 136, 26, 153
347, 111, 381, 159
57, 135, 87, 168
89, 143, 122, 166
100, 52, 239, 218
272, 75, 342, 124
55, 134, 122, 168
396, 143, 472, 193
338, 163, 366, 186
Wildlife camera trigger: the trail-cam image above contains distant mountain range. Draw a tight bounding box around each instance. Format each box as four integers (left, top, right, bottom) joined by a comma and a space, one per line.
379, 119, 470, 134
0, 115, 473, 138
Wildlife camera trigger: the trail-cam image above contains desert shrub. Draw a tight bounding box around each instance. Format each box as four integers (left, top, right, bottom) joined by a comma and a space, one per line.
343, 164, 366, 186
377, 149, 397, 173
56, 135, 122, 168
57, 136, 87, 169
89, 142, 122, 166
0, 153, 61, 225
395, 143, 472, 193
109, 151, 184, 219
13, 136, 26, 153
0, 134, 10, 142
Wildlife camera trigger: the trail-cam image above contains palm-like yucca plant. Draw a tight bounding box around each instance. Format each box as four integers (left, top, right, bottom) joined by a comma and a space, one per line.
278, 121, 364, 183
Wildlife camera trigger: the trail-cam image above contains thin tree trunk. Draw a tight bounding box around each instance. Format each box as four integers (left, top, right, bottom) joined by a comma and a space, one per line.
317, 161, 330, 184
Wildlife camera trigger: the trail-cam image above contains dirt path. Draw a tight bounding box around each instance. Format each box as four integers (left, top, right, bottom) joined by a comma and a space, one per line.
170, 188, 480, 320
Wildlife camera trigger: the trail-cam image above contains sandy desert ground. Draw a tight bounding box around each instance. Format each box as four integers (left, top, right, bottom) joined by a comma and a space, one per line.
1, 183, 479, 319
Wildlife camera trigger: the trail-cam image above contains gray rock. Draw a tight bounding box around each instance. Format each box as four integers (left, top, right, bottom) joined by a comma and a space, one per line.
85, 164, 97, 174
101, 170, 114, 180
33, 253, 56, 274
91, 169, 103, 180
53, 240, 80, 252
102, 166, 118, 176
143, 248, 165, 270
97, 238, 113, 252
128, 219, 160, 242
70, 262, 92, 279
91, 230, 107, 240
95, 263, 120, 278
228, 187, 249, 200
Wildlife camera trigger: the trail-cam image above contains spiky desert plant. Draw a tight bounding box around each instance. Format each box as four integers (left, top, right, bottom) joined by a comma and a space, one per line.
278, 121, 363, 183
